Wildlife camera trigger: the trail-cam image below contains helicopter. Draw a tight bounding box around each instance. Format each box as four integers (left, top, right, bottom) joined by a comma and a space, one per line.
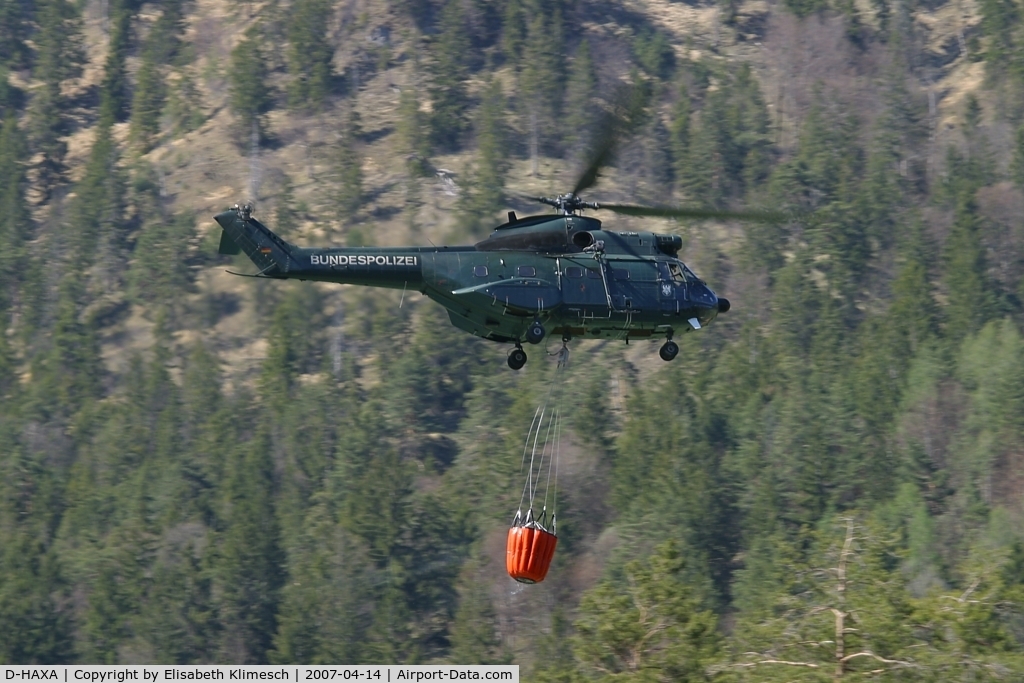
213, 93, 786, 370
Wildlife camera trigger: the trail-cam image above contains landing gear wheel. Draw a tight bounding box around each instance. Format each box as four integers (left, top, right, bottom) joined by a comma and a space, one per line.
659, 340, 679, 362
508, 347, 528, 370
526, 321, 546, 345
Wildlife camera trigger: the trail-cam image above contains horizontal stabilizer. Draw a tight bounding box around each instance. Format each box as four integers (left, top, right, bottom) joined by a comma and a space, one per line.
218, 229, 242, 255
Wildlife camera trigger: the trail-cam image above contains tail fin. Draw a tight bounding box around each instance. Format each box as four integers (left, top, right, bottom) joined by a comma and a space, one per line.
214, 205, 296, 276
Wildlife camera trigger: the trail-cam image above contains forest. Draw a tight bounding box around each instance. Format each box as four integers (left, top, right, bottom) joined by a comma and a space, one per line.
3, 0, 1024, 677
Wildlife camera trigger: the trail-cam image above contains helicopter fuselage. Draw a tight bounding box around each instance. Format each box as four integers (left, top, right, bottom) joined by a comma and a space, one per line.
214, 207, 727, 358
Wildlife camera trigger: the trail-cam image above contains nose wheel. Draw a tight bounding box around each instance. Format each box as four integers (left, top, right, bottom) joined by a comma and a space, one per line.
659, 339, 679, 362
508, 346, 527, 370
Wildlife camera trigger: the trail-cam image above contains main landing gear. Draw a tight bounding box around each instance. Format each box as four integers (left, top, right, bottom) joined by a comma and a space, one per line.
526, 320, 546, 345
659, 336, 679, 362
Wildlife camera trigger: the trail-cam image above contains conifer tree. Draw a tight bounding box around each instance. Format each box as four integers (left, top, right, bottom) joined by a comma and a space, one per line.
980, 0, 1018, 80
230, 27, 272, 144
287, 0, 333, 110
1010, 124, 1024, 190
99, 6, 132, 124
130, 45, 166, 151
273, 175, 299, 238
28, 282, 102, 419
501, 0, 526, 64
671, 85, 692, 196
397, 84, 430, 176
477, 78, 510, 198
0, 115, 31, 310
888, 221, 938, 354
573, 541, 720, 679
0, 0, 33, 70
217, 429, 285, 663
28, 0, 84, 195
128, 212, 195, 320
428, 0, 470, 150
165, 67, 205, 135
335, 113, 363, 220
447, 558, 505, 664
944, 194, 997, 339
458, 78, 509, 230
564, 39, 597, 153
271, 509, 374, 664
0, 535, 75, 664
68, 119, 127, 266
129, 1, 187, 150
519, 2, 564, 165
396, 80, 428, 226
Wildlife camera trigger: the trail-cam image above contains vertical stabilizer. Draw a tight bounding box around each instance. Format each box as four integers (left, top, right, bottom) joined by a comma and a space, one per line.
214, 204, 296, 276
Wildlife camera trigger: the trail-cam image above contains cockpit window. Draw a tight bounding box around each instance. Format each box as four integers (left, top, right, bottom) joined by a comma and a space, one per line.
668, 262, 687, 284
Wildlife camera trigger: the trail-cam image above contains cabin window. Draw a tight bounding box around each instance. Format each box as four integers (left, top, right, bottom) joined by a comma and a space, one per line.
612, 268, 630, 280
474, 265, 488, 277
518, 265, 537, 277
564, 267, 583, 278
669, 262, 687, 284
586, 269, 602, 279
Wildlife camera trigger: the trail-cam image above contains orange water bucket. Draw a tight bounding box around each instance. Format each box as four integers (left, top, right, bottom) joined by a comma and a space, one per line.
506, 524, 558, 583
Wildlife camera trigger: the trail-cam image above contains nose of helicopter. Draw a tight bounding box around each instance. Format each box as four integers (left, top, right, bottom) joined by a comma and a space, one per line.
689, 284, 720, 325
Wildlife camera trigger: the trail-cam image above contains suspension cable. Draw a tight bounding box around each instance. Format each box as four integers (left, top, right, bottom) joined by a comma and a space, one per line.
515, 344, 570, 531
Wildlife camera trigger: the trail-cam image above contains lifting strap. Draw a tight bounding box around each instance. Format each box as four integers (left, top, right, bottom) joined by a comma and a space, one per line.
514, 344, 570, 535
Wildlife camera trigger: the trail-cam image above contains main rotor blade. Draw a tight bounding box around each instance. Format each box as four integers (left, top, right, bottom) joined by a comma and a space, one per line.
596, 202, 795, 223
571, 83, 650, 196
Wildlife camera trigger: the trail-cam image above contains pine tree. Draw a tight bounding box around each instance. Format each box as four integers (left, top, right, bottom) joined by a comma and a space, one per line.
478, 77, 511, 191
217, 429, 285, 663
273, 175, 299, 238
980, 0, 1018, 80
564, 39, 597, 153
888, 221, 938, 355
397, 83, 430, 176
519, 2, 564, 165
99, 6, 132, 124
632, 28, 675, 79
271, 508, 374, 663
128, 212, 195, 320
128, 0, 187, 149
0, 115, 31, 311
229, 26, 272, 143
501, 0, 525, 64
336, 113, 363, 220
447, 557, 506, 664
428, 0, 470, 150
165, 67, 206, 135
0, 534, 75, 664
287, 0, 333, 110
1010, 124, 1024, 190
944, 194, 997, 340
28, 282, 103, 419
0, 0, 33, 70
671, 85, 692, 199
573, 541, 720, 679
28, 0, 84, 195
130, 43, 166, 151
67, 119, 127, 266
458, 78, 509, 231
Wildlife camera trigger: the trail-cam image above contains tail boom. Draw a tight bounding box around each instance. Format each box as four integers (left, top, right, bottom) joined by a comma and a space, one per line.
214, 206, 426, 289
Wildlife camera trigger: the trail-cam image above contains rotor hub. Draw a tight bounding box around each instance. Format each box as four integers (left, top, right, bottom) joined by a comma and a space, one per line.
536, 193, 599, 216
